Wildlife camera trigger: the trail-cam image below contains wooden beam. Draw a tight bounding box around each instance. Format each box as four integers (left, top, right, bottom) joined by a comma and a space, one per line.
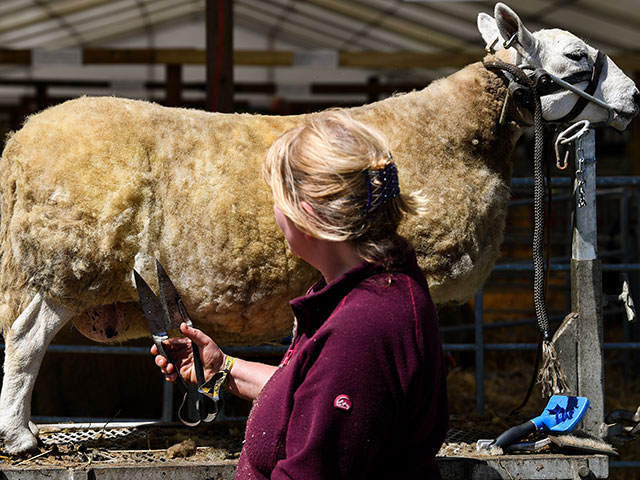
338, 51, 481, 69
83, 48, 206, 65
165, 64, 182, 107
0, 78, 430, 96
206, 0, 234, 112
0, 48, 638, 70
0, 48, 207, 65
0, 49, 30, 64
609, 54, 640, 73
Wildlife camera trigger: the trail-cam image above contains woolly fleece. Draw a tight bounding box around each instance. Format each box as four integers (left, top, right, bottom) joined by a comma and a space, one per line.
0, 61, 515, 344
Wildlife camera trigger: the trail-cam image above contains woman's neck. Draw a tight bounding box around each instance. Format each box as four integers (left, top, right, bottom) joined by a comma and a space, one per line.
311, 239, 364, 284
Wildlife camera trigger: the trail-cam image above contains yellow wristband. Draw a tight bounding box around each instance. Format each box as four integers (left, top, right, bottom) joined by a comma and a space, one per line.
198, 355, 235, 402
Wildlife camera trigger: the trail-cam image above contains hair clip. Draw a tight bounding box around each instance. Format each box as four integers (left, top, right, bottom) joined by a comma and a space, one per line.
364, 161, 400, 213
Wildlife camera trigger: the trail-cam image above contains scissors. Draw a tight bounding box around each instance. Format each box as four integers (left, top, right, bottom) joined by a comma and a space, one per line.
134, 260, 219, 426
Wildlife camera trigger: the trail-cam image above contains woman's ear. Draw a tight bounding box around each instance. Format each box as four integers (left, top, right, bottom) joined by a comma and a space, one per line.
299, 201, 318, 241
300, 200, 315, 217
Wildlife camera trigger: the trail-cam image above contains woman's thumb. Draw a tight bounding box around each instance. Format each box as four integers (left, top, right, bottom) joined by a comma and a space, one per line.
180, 322, 209, 348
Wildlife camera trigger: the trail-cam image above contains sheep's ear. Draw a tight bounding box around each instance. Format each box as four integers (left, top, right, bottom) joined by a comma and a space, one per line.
493, 3, 537, 56
477, 12, 502, 51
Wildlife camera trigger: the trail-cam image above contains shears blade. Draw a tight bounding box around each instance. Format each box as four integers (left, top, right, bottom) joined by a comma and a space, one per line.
156, 259, 190, 330
133, 270, 170, 339
134, 262, 220, 426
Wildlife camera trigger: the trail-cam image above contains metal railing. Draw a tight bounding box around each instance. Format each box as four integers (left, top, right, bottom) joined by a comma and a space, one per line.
441, 176, 640, 413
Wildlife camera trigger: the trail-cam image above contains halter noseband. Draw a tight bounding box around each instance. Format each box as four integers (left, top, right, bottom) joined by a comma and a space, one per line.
527, 50, 613, 124
498, 49, 615, 126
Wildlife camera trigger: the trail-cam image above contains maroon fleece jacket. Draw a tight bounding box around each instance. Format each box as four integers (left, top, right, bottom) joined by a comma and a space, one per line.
235, 240, 448, 479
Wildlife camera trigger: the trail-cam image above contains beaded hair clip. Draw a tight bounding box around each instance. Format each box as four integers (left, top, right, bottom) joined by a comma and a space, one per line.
363, 153, 400, 213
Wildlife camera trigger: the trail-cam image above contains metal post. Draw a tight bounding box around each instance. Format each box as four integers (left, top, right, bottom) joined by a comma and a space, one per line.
161, 381, 174, 422
569, 128, 605, 436
474, 290, 485, 413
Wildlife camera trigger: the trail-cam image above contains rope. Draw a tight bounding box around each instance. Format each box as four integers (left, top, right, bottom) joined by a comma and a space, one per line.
484, 59, 569, 397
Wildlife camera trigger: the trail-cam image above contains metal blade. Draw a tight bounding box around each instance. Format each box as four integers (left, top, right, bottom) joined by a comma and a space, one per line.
156, 259, 191, 329
134, 269, 170, 336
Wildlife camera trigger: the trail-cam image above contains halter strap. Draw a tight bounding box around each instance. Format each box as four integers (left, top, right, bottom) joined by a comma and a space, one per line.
553, 50, 607, 123
493, 49, 613, 126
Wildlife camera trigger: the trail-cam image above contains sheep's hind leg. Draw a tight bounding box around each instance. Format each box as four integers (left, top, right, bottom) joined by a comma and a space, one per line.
0, 292, 74, 453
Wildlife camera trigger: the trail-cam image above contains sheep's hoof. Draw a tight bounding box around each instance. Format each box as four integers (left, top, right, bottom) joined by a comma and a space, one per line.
0, 422, 39, 454
28, 421, 39, 437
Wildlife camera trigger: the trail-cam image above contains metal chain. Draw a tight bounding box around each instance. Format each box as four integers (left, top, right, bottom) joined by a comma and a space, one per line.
555, 121, 590, 207
575, 136, 587, 208
554, 120, 590, 171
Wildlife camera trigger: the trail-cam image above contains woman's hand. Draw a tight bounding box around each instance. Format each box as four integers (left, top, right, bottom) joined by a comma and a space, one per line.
151, 323, 225, 385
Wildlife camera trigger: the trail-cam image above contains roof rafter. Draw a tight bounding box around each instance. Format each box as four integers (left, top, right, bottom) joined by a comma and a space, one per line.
304, 0, 470, 51
0, 0, 115, 35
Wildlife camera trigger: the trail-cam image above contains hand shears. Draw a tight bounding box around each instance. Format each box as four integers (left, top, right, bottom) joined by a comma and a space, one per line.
134, 260, 219, 426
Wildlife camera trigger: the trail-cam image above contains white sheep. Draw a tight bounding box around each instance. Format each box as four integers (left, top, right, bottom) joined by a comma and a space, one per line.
0, 3, 638, 454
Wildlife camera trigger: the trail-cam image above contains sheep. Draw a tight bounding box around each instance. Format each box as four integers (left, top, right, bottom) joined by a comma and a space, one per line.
0, 2, 638, 454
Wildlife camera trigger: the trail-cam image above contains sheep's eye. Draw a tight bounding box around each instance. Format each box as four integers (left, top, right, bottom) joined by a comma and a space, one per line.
566, 51, 588, 62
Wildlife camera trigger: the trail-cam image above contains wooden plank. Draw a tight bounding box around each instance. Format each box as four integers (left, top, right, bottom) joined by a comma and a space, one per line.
235, 50, 293, 66
0, 48, 637, 70
0, 455, 609, 479
83, 48, 205, 65
339, 51, 482, 69
0, 49, 31, 64
610, 54, 640, 72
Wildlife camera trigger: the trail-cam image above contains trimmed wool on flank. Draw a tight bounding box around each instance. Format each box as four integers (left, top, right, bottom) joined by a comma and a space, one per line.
0, 62, 515, 344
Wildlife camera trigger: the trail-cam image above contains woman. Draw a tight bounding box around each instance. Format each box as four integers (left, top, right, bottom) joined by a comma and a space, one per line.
152, 111, 448, 479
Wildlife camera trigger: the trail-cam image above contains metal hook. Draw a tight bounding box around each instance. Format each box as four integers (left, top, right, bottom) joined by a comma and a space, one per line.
485, 37, 499, 54
503, 32, 518, 49
554, 141, 570, 170
554, 120, 591, 170
558, 120, 591, 145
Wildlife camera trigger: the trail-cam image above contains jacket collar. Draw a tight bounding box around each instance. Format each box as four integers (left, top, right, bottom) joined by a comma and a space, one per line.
289, 236, 417, 334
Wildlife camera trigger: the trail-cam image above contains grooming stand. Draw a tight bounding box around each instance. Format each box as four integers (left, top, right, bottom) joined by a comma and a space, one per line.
554, 128, 605, 437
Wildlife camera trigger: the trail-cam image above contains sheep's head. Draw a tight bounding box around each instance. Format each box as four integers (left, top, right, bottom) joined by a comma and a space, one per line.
477, 2, 639, 131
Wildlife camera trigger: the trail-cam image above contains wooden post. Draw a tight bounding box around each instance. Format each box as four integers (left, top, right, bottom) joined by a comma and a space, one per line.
35, 83, 47, 110
206, 0, 233, 112
366, 76, 379, 103
165, 64, 182, 107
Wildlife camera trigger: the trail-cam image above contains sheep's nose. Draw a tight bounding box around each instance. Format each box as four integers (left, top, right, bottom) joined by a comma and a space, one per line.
634, 90, 640, 107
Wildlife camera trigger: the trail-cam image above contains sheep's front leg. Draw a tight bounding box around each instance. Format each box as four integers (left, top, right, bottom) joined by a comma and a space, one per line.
0, 292, 74, 453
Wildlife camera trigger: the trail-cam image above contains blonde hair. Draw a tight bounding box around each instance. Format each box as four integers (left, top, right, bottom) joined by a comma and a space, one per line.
263, 110, 425, 262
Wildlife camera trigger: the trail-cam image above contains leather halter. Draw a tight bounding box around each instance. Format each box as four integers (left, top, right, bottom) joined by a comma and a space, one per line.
505, 50, 614, 125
